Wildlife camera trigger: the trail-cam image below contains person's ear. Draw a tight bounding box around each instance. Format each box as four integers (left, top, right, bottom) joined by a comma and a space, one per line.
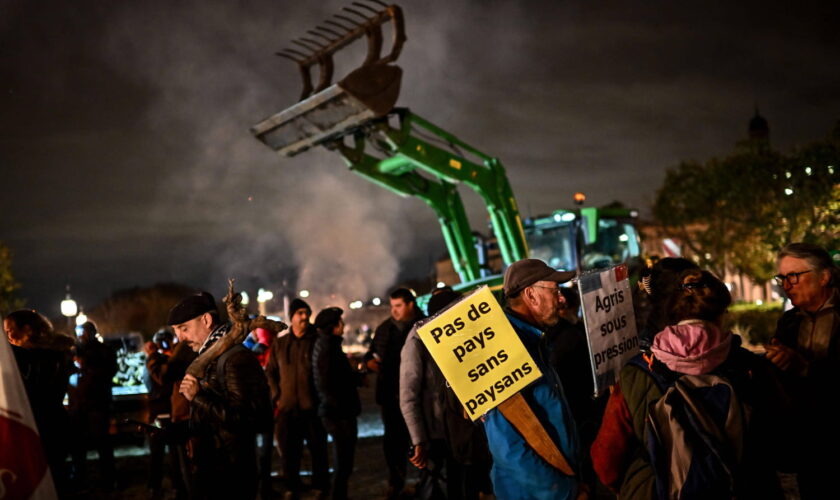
523, 286, 536, 305
818, 269, 831, 287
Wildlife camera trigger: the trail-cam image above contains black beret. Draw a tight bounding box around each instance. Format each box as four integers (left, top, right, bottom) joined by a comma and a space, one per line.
167, 291, 217, 326
314, 307, 343, 331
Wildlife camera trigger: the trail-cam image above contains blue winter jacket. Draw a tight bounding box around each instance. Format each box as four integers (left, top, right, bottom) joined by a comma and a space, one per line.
482, 313, 580, 500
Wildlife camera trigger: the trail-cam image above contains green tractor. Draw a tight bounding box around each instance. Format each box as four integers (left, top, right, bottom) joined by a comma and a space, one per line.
251, 2, 641, 302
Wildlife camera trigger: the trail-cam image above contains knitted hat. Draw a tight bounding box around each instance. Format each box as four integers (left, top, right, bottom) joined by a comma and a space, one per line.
288, 298, 312, 316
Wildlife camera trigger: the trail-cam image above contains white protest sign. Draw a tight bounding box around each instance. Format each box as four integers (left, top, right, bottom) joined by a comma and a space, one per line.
579, 264, 639, 394
416, 286, 542, 420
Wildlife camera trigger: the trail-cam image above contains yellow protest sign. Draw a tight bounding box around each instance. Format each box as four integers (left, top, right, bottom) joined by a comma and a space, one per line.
417, 286, 542, 420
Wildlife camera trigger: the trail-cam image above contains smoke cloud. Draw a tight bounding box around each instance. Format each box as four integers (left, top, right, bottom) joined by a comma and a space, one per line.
2, 0, 839, 311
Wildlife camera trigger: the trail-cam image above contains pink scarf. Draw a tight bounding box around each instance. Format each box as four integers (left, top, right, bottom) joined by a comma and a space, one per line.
651, 320, 732, 375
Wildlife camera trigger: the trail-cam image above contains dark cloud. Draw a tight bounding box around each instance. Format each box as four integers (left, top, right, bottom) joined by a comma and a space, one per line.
1, 0, 839, 314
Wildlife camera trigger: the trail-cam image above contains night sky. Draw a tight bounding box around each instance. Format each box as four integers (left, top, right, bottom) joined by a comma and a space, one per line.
2, 0, 839, 316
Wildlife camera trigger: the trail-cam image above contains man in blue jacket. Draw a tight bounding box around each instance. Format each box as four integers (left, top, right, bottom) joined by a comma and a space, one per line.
483, 259, 581, 500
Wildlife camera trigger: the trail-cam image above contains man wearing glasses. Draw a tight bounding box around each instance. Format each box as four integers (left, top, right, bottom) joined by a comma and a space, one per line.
482, 258, 581, 500
766, 242, 839, 500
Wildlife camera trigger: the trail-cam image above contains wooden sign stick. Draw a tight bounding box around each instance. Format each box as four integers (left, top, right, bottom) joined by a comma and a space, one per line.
497, 392, 575, 476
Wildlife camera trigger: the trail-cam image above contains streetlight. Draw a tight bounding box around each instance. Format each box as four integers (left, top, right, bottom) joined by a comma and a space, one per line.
60, 286, 77, 330
257, 288, 274, 316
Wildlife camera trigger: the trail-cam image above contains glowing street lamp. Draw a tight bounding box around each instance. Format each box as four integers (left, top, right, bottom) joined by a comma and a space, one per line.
75, 310, 88, 327
299, 290, 310, 298
257, 288, 274, 315
60, 286, 77, 330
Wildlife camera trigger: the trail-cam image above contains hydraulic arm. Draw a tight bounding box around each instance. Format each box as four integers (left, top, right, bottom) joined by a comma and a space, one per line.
251, 2, 528, 283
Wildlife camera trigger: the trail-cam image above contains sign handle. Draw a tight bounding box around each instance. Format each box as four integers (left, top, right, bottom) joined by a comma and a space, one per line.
497, 392, 575, 476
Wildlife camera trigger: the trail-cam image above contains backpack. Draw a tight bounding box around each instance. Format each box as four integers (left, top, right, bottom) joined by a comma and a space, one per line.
628, 356, 750, 500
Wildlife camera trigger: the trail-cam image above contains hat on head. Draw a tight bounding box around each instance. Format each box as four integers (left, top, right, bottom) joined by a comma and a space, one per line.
288, 298, 312, 316
314, 307, 343, 331
503, 259, 575, 297
427, 290, 462, 316
167, 291, 217, 326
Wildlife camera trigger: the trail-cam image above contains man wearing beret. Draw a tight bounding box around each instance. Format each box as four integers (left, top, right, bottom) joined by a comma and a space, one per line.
170, 291, 272, 500
483, 259, 581, 500
265, 298, 330, 499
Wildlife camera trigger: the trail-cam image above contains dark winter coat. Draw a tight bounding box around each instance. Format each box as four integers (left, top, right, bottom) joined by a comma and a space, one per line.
69, 338, 117, 413
772, 290, 840, 470
312, 332, 361, 419
265, 325, 319, 413
190, 343, 273, 499
773, 290, 840, 398
545, 319, 606, 489
368, 311, 423, 406
11, 334, 74, 474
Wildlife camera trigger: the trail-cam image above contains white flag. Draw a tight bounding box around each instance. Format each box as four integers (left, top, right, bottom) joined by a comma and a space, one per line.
0, 337, 57, 499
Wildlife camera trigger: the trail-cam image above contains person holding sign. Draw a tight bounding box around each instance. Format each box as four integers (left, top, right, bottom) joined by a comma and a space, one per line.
482, 259, 581, 500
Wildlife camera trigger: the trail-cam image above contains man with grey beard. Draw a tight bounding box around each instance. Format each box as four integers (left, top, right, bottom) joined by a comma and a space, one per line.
483, 259, 581, 500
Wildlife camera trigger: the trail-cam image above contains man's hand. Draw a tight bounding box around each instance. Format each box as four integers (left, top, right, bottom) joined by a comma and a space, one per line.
366, 358, 381, 373
765, 339, 801, 372
143, 341, 157, 357
179, 374, 200, 401
409, 443, 427, 469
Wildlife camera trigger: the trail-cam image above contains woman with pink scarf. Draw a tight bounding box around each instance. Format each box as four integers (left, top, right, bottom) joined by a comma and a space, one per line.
590, 269, 788, 499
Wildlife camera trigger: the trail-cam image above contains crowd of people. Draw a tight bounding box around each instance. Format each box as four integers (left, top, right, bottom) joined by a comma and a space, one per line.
4, 241, 838, 500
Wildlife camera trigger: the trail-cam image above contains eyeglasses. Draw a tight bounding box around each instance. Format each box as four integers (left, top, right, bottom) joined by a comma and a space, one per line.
773, 270, 811, 287
531, 285, 562, 295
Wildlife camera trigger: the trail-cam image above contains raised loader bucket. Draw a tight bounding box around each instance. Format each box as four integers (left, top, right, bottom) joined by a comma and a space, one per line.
252, 2, 406, 157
